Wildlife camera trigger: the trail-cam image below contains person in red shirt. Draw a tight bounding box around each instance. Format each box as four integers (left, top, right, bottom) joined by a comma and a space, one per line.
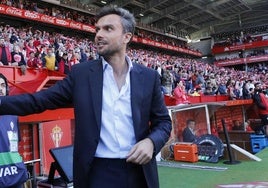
173, 80, 189, 105
58, 52, 71, 74
27, 52, 42, 69
24, 39, 36, 59
244, 120, 254, 132
252, 82, 268, 135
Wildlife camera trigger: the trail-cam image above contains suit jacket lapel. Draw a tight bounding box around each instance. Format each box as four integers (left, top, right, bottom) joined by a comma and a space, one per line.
88, 60, 103, 131
130, 64, 143, 135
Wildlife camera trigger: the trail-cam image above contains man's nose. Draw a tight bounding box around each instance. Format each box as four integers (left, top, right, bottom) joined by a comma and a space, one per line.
95, 30, 104, 39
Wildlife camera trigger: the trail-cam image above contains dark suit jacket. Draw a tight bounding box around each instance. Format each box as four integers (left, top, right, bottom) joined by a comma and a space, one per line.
0, 59, 172, 188
182, 127, 196, 142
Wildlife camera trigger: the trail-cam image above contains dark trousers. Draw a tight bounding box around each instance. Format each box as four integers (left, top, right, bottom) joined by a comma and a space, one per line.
88, 158, 148, 188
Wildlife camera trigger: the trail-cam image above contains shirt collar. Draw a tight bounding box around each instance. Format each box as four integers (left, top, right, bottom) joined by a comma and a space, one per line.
101, 56, 133, 72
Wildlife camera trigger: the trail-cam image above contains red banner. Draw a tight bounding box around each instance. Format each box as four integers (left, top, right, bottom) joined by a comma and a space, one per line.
215, 54, 268, 67
212, 40, 268, 54
0, 4, 95, 33
131, 37, 201, 56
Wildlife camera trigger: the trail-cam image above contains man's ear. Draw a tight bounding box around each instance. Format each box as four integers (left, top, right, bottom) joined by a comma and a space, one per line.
124, 32, 133, 44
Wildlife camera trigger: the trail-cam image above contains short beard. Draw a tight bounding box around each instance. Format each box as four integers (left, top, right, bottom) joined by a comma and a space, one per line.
98, 47, 119, 60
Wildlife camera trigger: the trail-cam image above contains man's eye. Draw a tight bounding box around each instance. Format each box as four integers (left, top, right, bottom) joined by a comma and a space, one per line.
106, 26, 113, 31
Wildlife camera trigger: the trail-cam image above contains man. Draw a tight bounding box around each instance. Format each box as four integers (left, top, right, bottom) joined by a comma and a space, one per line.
0, 73, 27, 188
43, 48, 57, 71
58, 52, 71, 74
252, 82, 268, 135
182, 119, 197, 142
0, 6, 172, 188
0, 37, 11, 66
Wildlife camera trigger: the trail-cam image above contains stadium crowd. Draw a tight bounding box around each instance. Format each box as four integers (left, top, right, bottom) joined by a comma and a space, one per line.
0, 1, 268, 104
0, 0, 197, 51
0, 23, 267, 103
213, 25, 268, 47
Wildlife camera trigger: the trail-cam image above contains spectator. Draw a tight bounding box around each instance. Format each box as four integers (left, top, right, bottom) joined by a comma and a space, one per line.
69, 51, 80, 67
232, 120, 243, 130
11, 45, 27, 74
0, 37, 11, 66
252, 82, 268, 135
58, 52, 70, 74
24, 38, 36, 59
43, 48, 57, 70
27, 51, 42, 69
79, 48, 87, 63
217, 79, 228, 95
161, 65, 173, 95
11, 45, 26, 66
242, 81, 253, 99
173, 80, 189, 105
203, 86, 215, 95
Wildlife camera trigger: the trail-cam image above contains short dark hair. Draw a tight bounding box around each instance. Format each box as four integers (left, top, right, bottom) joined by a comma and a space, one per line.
95, 6, 136, 35
186, 119, 195, 126
0, 73, 9, 95
254, 82, 261, 87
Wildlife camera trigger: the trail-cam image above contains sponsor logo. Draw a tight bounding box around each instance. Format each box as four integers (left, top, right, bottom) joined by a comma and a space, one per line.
55, 19, 68, 26
82, 25, 95, 32
70, 22, 82, 29
6, 7, 23, 17
41, 15, 55, 24
24, 11, 40, 20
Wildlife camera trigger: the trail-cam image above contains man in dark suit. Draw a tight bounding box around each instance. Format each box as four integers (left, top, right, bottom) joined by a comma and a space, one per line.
0, 6, 172, 188
182, 119, 197, 142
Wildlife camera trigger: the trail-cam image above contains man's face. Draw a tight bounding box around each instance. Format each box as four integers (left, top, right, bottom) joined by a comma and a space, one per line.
47, 50, 53, 56
188, 121, 196, 130
255, 84, 262, 91
94, 14, 131, 58
0, 78, 7, 96
0, 38, 5, 46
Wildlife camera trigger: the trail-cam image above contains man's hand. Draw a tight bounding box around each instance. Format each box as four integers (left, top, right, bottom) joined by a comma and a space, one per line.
126, 138, 154, 165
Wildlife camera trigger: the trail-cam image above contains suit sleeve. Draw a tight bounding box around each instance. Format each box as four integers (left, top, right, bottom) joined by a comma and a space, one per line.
147, 71, 172, 155
0, 74, 74, 116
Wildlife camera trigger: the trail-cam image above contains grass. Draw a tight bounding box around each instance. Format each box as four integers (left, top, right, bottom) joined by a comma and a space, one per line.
158, 148, 268, 188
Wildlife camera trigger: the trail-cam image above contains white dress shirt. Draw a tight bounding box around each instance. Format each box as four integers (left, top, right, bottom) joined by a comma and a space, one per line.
95, 56, 136, 158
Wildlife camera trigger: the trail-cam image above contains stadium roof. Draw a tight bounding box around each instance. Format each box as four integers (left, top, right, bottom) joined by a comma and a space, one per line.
77, 0, 268, 40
